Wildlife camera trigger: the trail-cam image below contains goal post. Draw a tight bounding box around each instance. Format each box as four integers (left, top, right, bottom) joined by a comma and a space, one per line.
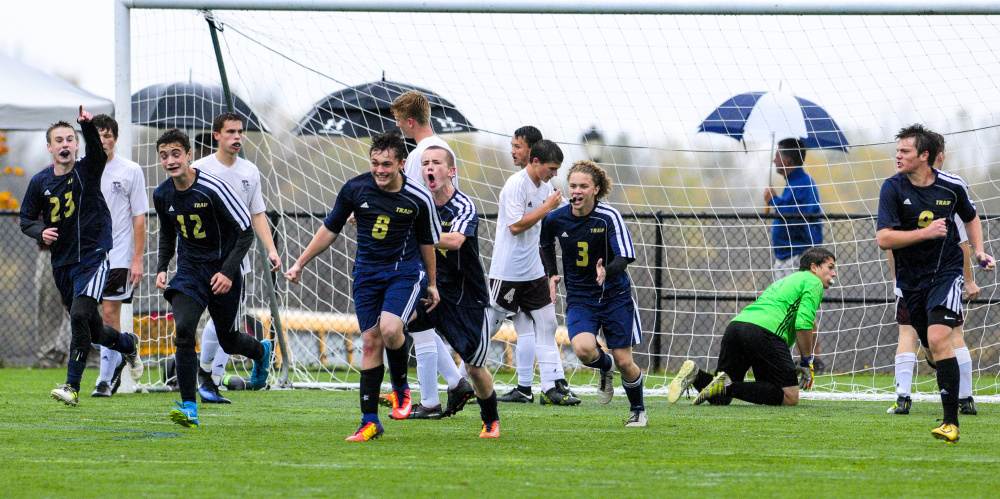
117, 1, 1000, 400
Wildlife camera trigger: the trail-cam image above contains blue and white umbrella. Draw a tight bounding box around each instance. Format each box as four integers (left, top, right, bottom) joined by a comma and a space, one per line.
697, 91, 848, 152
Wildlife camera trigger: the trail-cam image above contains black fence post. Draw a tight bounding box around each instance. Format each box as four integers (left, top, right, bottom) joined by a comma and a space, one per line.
652, 210, 663, 373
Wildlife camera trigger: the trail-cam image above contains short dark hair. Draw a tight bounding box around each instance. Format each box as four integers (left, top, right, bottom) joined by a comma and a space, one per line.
896, 124, 941, 168
212, 112, 244, 134
514, 126, 543, 149
529, 139, 563, 165
423, 145, 455, 167
92, 114, 118, 139
156, 128, 191, 153
799, 247, 835, 272
45, 121, 76, 144
777, 138, 806, 167
370, 131, 407, 163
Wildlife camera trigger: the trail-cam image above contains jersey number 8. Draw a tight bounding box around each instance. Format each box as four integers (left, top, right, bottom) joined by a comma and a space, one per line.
372, 215, 390, 240
48, 193, 76, 222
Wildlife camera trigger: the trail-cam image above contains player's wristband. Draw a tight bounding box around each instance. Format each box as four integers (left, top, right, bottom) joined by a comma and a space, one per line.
800, 356, 813, 368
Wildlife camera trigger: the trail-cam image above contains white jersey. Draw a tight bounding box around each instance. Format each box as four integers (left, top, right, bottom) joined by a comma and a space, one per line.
404, 135, 458, 187
101, 155, 148, 269
192, 154, 266, 274
489, 168, 556, 281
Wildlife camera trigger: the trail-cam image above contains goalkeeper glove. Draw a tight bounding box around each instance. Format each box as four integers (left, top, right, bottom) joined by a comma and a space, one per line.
797, 356, 814, 390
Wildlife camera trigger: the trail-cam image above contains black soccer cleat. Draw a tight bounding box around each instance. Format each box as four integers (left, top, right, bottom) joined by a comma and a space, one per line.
199, 379, 232, 404
959, 397, 978, 415
498, 386, 533, 403
555, 378, 576, 398
110, 357, 127, 395
92, 381, 112, 398
887, 395, 912, 415
540, 387, 581, 406
443, 377, 476, 417
407, 404, 444, 420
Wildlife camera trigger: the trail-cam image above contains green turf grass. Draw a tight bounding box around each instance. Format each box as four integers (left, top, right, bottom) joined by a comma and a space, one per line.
2, 367, 999, 498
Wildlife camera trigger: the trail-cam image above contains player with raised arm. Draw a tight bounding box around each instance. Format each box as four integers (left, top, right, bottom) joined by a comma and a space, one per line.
19, 107, 140, 406
91, 114, 147, 397
153, 129, 273, 428
192, 113, 281, 404
409, 145, 501, 435
539, 161, 646, 426
875, 124, 993, 442
668, 247, 836, 407
285, 131, 440, 441
382, 91, 474, 419
487, 138, 579, 405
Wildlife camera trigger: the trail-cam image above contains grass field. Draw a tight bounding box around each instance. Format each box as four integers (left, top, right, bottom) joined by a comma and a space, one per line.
3, 367, 999, 498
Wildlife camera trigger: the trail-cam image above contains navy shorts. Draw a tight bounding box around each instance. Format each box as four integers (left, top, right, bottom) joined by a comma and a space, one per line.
353, 267, 426, 333
566, 295, 642, 349
410, 300, 489, 367
895, 296, 963, 328
165, 262, 244, 332
900, 274, 965, 348
51, 250, 109, 310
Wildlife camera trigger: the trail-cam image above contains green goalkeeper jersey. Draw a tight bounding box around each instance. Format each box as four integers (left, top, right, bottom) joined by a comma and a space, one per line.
732, 271, 824, 347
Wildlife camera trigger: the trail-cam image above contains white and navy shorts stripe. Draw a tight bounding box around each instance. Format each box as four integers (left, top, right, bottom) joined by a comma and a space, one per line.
82, 257, 111, 301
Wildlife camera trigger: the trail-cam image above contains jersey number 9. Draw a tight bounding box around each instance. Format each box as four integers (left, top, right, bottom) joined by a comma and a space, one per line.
918, 210, 934, 228
372, 215, 390, 240
48, 193, 76, 222
177, 214, 207, 239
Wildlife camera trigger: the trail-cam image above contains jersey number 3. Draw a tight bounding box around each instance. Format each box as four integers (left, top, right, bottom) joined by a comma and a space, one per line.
177, 215, 207, 239
372, 215, 390, 240
576, 242, 589, 267
48, 193, 75, 222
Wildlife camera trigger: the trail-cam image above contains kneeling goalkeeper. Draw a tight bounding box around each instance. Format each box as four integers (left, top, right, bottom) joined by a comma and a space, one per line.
668, 247, 836, 406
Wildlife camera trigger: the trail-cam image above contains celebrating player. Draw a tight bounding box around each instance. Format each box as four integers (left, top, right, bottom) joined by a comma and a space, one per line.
408, 145, 501, 436
153, 129, 273, 428
875, 124, 993, 442
191, 113, 281, 404
487, 137, 579, 406
91, 114, 147, 397
19, 107, 140, 407
386, 91, 474, 418
285, 131, 440, 441
539, 161, 646, 426
668, 247, 836, 407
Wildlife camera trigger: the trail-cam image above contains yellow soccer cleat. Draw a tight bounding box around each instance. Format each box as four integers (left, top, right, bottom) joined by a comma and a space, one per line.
693, 372, 731, 405
931, 423, 959, 443
668, 360, 698, 404
345, 421, 385, 442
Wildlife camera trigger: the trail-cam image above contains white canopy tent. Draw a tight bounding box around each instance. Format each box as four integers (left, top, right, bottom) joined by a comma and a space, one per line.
0, 53, 113, 131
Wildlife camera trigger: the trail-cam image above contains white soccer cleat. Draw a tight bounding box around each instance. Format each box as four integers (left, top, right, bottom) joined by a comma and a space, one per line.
125, 332, 144, 381
667, 360, 698, 403
624, 411, 648, 427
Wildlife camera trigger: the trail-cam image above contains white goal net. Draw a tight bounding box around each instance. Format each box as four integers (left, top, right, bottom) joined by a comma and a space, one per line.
122, 4, 1000, 398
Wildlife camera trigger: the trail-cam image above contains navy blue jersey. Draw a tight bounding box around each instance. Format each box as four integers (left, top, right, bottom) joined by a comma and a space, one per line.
154, 169, 251, 271
324, 172, 440, 272
436, 190, 488, 307
19, 121, 111, 268
540, 202, 636, 304
877, 170, 976, 289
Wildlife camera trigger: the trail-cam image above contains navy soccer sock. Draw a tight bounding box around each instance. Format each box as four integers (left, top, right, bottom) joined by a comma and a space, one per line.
478, 390, 500, 424
623, 372, 645, 412
583, 349, 613, 373
66, 359, 86, 393
175, 346, 199, 403
937, 357, 960, 426
385, 343, 409, 395
359, 365, 385, 423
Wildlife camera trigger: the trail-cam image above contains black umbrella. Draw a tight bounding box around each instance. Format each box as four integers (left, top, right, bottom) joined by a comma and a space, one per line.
131, 82, 266, 132
294, 80, 474, 137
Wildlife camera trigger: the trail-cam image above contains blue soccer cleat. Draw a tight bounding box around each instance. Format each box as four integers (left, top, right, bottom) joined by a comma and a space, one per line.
249, 339, 273, 390
199, 380, 232, 404
169, 401, 199, 428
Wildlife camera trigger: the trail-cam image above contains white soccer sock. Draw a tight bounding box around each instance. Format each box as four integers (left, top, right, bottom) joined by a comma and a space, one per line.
512, 311, 536, 387
96, 346, 122, 384
200, 318, 220, 367
894, 352, 917, 397
212, 349, 230, 385
458, 361, 468, 379
434, 333, 462, 389
955, 346, 973, 399
412, 329, 440, 407
530, 305, 562, 392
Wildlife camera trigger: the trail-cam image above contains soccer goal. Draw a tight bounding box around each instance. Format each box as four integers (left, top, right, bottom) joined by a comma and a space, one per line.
117, 1, 1000, 400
